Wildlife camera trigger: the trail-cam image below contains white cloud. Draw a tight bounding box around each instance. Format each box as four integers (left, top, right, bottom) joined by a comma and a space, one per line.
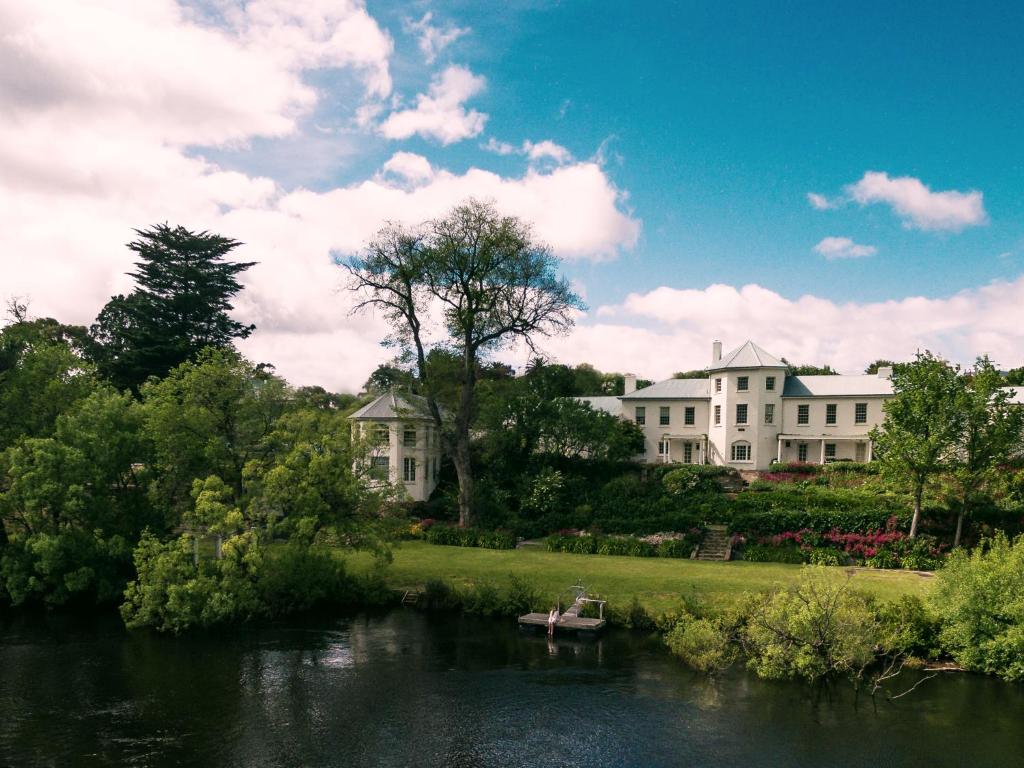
549, 279, 1024, 380
378, 66, 487, 145
382, 152, 434, 183
0, 2, 639, 392
482, 138, 572, 165
482, 137, 519, 155
523, 140, 572, 164
845, 171, 987, 232
807, 192, 839, 210
404, 12, 469, 65
813, 236, 877, 260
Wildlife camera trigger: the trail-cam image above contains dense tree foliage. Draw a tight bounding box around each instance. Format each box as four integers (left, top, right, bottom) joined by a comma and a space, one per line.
348, 199, 583, 526
871, 352, 965, 537
931, 533, 1024, 680
89, 225, 255, 391
865, 359, 897, 374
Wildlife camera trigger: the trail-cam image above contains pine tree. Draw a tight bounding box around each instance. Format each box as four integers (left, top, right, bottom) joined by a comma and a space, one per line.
89, 224, 255, 391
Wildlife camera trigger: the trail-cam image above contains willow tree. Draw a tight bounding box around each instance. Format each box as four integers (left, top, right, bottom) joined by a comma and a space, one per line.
347, 200, 583, 526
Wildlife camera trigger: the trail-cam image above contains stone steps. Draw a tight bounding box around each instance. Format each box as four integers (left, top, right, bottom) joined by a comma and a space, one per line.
696, 525, 732, 561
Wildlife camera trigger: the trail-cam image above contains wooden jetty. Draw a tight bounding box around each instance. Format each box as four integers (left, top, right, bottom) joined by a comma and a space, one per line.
518, 585, 607, 633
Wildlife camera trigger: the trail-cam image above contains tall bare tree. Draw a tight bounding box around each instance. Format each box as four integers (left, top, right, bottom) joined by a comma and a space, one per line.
347, 200, 583, 526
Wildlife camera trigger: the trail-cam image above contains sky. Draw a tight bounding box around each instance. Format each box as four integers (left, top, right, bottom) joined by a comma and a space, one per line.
2, 0, 1023, 391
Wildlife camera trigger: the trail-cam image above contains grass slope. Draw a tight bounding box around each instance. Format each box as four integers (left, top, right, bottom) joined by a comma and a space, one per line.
350, 541, 932, 616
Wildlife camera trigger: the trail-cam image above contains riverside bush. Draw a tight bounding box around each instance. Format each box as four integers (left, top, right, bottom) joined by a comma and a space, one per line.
664, 614, 734, 673
930, 533, 1024, 681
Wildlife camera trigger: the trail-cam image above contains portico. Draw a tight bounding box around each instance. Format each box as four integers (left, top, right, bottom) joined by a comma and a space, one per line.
776, 434, 874, 465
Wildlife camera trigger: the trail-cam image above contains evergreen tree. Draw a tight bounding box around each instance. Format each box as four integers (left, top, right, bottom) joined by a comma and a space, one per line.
89, 224, 255, 391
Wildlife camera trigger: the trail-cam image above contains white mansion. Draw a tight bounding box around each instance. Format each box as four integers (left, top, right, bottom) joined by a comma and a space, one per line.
581, 340, 894, 471
351, 339, 1021, 498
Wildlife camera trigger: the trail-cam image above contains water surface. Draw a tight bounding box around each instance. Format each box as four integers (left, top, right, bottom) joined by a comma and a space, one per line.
1, 610, 1021, 767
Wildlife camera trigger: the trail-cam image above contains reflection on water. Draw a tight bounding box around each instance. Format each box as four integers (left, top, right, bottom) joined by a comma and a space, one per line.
1, 609, 1022, 767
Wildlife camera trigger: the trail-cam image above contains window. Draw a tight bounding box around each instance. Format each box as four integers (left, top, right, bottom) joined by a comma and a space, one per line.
659, 406, 670, 426
403, 426, 417, 447
731, 441, 751, 462
765, 376, 776, 391
855, 443, 866, 462
684, 406, 695, 425
714, 405, 721, 425
825, 404, 837, 425
825, 443, 836, 461
736, 403, 748, 424
683, 443, 693, 463
403, 457, 416, 482
715, 378, 722, 393
737, 376, 749, 391
374, 424, 390, 444
764, 403, 774, 424
657, 440, 669, 457
855, 402, 868, 424
798, 443, 808, 462
635, 406, 646, 425
370, 455, 389, 479
797, 404, 809, 425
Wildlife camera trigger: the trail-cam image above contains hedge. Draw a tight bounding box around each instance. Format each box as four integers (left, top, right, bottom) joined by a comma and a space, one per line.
544, 534, 695, 559
424, 525, 516, 550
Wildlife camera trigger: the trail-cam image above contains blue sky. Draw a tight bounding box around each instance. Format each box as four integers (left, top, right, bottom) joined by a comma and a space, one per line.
244, 0, 1024, 306
3, 0, 1023, 389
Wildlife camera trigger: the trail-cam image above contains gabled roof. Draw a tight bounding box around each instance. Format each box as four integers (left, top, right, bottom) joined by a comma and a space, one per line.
575, 396, 623, 416
710, 340, 787, 371
620, 378, 710, 400
783, 375, 893, 397
349, 391, 433, 420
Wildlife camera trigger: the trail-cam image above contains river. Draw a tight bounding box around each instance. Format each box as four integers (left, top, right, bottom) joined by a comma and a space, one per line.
1, 609, 1022, 767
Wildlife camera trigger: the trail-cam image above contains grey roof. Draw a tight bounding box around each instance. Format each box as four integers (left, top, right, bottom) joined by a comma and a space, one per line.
349, 391, 433, 420
710, 340, 787, 371
575, 396, 623, 416
783, 375, 893, 398
621, 377, 710, 400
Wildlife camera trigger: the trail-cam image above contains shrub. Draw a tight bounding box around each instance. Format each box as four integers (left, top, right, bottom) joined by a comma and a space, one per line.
424, 525, 514, 550
877, 595, 940, 659
808, 548, 846, 566
741, 543, 806, 564
664, 614, 734, 672
656, 539, 694, 559
743, 568, 880, 683
930, 533, 1024, 681
420, 579, 461, 611
503, 575, 542, 615
462, 581, 503, 616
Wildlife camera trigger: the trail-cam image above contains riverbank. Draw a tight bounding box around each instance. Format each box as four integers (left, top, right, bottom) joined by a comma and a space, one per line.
348, 541, 932, 616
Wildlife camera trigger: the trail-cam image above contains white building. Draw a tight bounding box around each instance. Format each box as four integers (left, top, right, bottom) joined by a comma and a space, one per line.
348, 391, 443, 502
582, 340, 894, 470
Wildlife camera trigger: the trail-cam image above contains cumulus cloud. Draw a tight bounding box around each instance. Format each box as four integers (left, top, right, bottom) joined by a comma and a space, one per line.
0, 1, 639, 391
378, 66, 487, 145
845, 172, 988, 232
403, 11, 469, 64
381, 152, 434, 183
813, 236, 877, 260
550, 280, 1024, 381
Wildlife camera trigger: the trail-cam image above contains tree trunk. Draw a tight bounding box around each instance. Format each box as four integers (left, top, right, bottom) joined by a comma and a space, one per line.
452, 441, 473, 528
453, 346, 478, 528
909, 486, 923, 538
953, 505, 965, 548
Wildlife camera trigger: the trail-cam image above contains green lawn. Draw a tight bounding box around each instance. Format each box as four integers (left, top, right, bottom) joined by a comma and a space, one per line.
349, 541, 933, 616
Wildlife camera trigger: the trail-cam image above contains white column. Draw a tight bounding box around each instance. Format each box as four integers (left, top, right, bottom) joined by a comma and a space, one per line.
776, 438, 783, 463
866, 439, 873, 463
819, 439, 826, 465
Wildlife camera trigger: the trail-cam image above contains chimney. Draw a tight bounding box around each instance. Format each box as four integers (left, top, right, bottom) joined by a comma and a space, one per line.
712, 340, 722, 364
877, 366, 893, 380
623, 373, 637, 395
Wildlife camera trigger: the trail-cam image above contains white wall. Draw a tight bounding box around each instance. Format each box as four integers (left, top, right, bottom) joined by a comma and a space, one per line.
624, 399, 709, 463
